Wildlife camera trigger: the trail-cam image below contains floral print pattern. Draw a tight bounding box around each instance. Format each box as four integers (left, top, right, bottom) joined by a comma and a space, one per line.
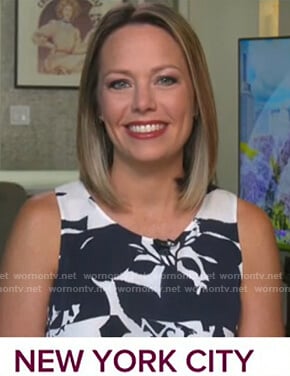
46, 182, 242, 337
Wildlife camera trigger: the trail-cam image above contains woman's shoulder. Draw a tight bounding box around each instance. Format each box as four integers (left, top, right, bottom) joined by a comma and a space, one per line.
1, 191, 61, 280
206, 187, 237, 201
55, 179, 86, 195
201, 189, 276, 235
23, 179, 89, 225
38, 19, 57, 30
47, 19, 57, 26
22, 191, 59, 216
237, 198, 273, 232
237, 198, 278, 261
12, 191, 60, 241
209, 191, 275, 238
198, 187, 237, 222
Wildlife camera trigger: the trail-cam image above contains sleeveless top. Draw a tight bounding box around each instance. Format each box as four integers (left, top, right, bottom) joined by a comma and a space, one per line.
46, 181, 242, 337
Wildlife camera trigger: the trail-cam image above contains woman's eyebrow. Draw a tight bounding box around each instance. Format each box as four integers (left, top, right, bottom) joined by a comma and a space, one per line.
102, 65, 181, 78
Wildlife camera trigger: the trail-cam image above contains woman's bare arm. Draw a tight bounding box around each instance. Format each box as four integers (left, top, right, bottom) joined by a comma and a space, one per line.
0, 193, 60, 336
237, 199, 284, 336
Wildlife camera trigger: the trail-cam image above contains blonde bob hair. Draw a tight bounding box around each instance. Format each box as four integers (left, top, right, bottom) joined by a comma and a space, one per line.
77, 2, 218, 210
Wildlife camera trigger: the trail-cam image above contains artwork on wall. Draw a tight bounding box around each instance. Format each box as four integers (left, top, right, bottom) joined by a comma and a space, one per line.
15, 0, 178, 89
239, 37, 290, 251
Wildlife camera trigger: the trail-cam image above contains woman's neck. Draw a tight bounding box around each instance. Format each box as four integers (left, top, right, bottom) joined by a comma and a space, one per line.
110, 158, 183, 211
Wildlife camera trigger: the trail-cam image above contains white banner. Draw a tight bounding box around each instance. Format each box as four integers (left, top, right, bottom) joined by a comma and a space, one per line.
0, 337, 289, 375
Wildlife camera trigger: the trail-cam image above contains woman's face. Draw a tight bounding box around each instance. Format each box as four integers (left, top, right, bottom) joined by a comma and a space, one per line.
62, 5, 73, 22
97, 24, 195, 168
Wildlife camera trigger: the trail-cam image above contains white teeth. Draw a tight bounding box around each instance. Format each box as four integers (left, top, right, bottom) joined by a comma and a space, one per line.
128, 123, 165, 133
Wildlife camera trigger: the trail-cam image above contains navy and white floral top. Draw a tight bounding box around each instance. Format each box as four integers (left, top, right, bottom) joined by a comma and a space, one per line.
46, 181, 242, 337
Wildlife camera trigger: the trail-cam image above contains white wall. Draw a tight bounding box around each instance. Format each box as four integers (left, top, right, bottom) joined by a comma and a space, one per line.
188, 0, 259, 193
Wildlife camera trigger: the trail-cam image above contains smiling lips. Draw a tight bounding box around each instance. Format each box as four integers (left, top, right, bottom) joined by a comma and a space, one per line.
126, 122, 167, 139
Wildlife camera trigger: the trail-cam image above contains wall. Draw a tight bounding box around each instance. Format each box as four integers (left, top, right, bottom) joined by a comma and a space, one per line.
0, 0, 78, 170
189, 0, 259, 194
0, 0, 177, 174
1, 0, 288, 189
0, 0, 180, 191
279, 0, 290, 35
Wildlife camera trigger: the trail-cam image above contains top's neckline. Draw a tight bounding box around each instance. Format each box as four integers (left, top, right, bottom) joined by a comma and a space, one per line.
82, 182, 211, 242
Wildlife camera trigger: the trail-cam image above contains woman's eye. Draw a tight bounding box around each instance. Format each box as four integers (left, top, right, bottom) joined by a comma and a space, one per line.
157, 76, 178, 86
108, 80, 130, 90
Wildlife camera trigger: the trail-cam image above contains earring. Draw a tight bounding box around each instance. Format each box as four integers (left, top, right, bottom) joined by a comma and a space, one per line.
97, 115, 104, 125
193, 112, 200, 123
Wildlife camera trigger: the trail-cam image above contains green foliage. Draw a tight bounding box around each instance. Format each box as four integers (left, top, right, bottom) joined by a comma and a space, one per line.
271, 201, 290, 230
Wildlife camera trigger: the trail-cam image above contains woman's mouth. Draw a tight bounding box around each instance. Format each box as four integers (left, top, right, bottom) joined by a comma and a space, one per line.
125, 121, 168, 139
127, 123, 166, 134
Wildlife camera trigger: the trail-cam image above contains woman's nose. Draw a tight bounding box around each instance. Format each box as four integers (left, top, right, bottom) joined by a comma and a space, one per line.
131, 83, 157, 113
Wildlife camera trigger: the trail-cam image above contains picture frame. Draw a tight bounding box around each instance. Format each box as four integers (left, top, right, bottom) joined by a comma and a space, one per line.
15, 0, 178, 89
238, 36, 290, 251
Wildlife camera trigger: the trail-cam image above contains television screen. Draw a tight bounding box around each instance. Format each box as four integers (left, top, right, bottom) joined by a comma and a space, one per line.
239, 37, 290, 251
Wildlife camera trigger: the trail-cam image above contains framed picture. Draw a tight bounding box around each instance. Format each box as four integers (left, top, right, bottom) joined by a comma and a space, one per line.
238, 36, 290, 251
15, 0, 178, 89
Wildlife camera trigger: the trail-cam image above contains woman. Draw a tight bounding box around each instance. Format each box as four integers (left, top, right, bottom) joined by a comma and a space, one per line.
0, 3, 284, 336
32, 0, 85, 74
